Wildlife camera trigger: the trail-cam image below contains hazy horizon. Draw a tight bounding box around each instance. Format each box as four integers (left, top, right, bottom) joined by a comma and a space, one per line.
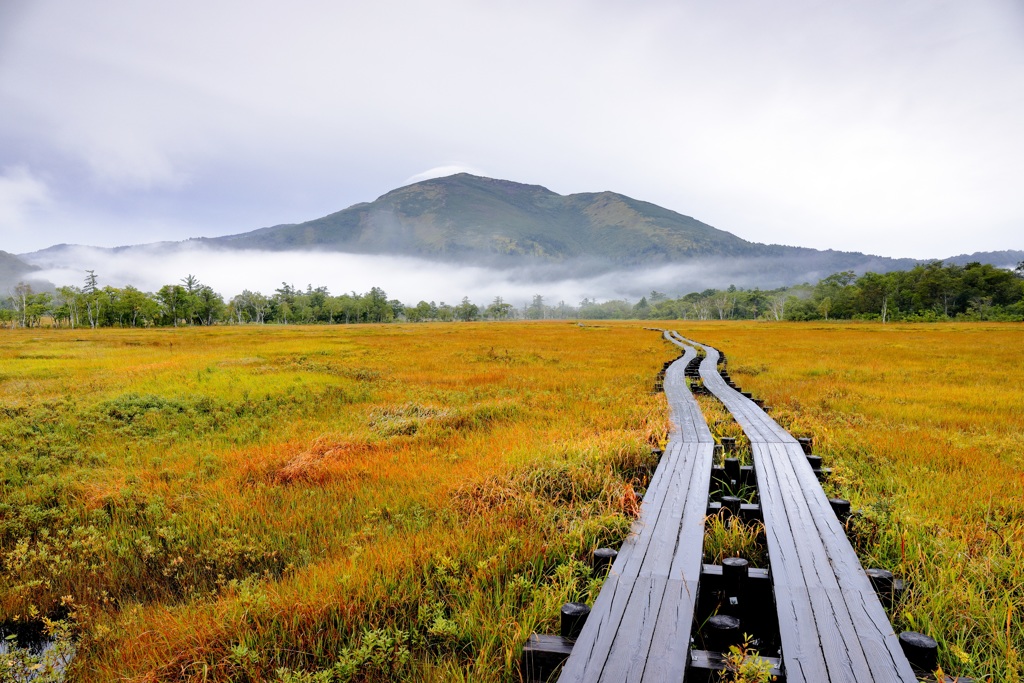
19, 242, 894, 306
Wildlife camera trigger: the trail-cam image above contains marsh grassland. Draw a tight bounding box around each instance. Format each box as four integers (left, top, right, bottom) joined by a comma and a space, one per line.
0, 323, 667, 681
684, 321, 1024, 683
2, 322, 1022, 682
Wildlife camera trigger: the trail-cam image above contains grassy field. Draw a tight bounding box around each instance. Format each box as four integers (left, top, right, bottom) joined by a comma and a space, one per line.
1, 321, 1021, 682
682, 321, 1024, 683
0, 323, 668, 681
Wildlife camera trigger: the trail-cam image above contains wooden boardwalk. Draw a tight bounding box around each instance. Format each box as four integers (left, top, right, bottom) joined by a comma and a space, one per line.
670, 332, 917, 683
558, 334, 714, 682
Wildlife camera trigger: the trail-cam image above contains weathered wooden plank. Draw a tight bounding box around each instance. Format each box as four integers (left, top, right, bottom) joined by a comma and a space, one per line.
768, 441, 907, 681
639, 578, 699, 682
680, 335, 917, 683
599, 576, 667, 681
666, 445, 715, 580
559, 339, 713, 682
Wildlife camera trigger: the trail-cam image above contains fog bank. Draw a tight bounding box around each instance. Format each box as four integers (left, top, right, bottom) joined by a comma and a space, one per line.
21, 244, 839, 305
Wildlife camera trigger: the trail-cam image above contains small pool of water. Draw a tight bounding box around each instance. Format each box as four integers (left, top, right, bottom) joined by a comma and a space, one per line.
1, 621, 74, 681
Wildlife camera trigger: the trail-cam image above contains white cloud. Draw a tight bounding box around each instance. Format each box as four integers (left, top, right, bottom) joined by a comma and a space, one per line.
23, 243, 841, 306
0, 166, 50, 235
405, 165, 485, 185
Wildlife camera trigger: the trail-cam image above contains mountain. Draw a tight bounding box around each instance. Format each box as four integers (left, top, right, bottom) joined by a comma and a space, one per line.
0, 250, 49, 294
207, 174, 752, 262
15, 174, 1019, 296
205, 174, 922, 275
941, 250, 1024, 269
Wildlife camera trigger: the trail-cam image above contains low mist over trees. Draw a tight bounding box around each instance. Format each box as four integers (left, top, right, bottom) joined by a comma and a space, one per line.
3, 261, 1023, 328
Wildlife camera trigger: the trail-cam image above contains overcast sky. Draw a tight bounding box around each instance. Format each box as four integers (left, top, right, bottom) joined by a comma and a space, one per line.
2, 0, 1023, 260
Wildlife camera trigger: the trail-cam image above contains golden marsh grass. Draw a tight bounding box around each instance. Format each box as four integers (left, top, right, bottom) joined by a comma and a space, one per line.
2, 321, 1022, 681
0, 323, 668, 681
679, 321, 1024, 682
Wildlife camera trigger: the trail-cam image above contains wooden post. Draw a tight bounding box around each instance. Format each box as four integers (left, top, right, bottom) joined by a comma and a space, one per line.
806, 455, 822, 469
865, 568, 895, 608
828, 498, 852, 522
724, 457, 741, 484
521, 634, 574, 682
721, 495, 743, 519
722, 557, 748, 617
593, 547, 617, 574
797, 437, 813, 455
704, 614, 741, 651
561, 602, 590, 639
720, 437, 736, 453
899, 631, 938, 673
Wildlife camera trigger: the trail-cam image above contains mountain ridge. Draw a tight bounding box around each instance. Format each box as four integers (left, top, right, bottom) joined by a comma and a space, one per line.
197, 174, 946, 281
9, 174, 1022, 294
206, 174, 763, 262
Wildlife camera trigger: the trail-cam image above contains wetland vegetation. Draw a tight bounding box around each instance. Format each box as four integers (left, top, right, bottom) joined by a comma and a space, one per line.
1, 321, 1021, 681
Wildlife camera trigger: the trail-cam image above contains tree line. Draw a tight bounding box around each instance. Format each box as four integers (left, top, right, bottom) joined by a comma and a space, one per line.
3, 261, 1023, 328
0, 274, 516, 328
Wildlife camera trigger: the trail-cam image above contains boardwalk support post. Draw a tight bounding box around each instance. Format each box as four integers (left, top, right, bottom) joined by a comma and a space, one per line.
865, 568, 905, 609
521, 634, 574, 683
724, 457, 741, 484
704, 614, 742, 651
592, 548, 617, 574
828, 498, 852, 522
722, 557, 749, 617
561, 603, 590, 639
721, 495, 743, 519
899, 631, 938, 673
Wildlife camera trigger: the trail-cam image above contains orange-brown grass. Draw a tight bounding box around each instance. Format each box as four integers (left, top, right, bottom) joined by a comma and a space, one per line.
0, 323, 669, 681
675, 321, 1024, 683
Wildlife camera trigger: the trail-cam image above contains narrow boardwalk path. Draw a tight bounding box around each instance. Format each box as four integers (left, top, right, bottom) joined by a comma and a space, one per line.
558, 334, 714, 682
670, 332, 917, 683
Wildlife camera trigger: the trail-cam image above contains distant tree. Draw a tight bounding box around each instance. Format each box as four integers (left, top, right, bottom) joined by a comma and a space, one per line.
713, 291, 734, 320
229, 290, 269, 324
388, 299, 406, 321
406, 300, 434, 322
194, 286, 224, 325
485, 296, 513, 320
364, 287, 392, 323
9, 283, 52, 327
856, 272, 893, 322
156, 284, 189, 326
767, 293, 787, 321
527, 294, 545, 320
53, 286, 82, 328
11, 282, 31, 327
83, 270, 101, 328
454, 296, 479, 321
817, 296, 833, 321
435, 301, 454, 322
